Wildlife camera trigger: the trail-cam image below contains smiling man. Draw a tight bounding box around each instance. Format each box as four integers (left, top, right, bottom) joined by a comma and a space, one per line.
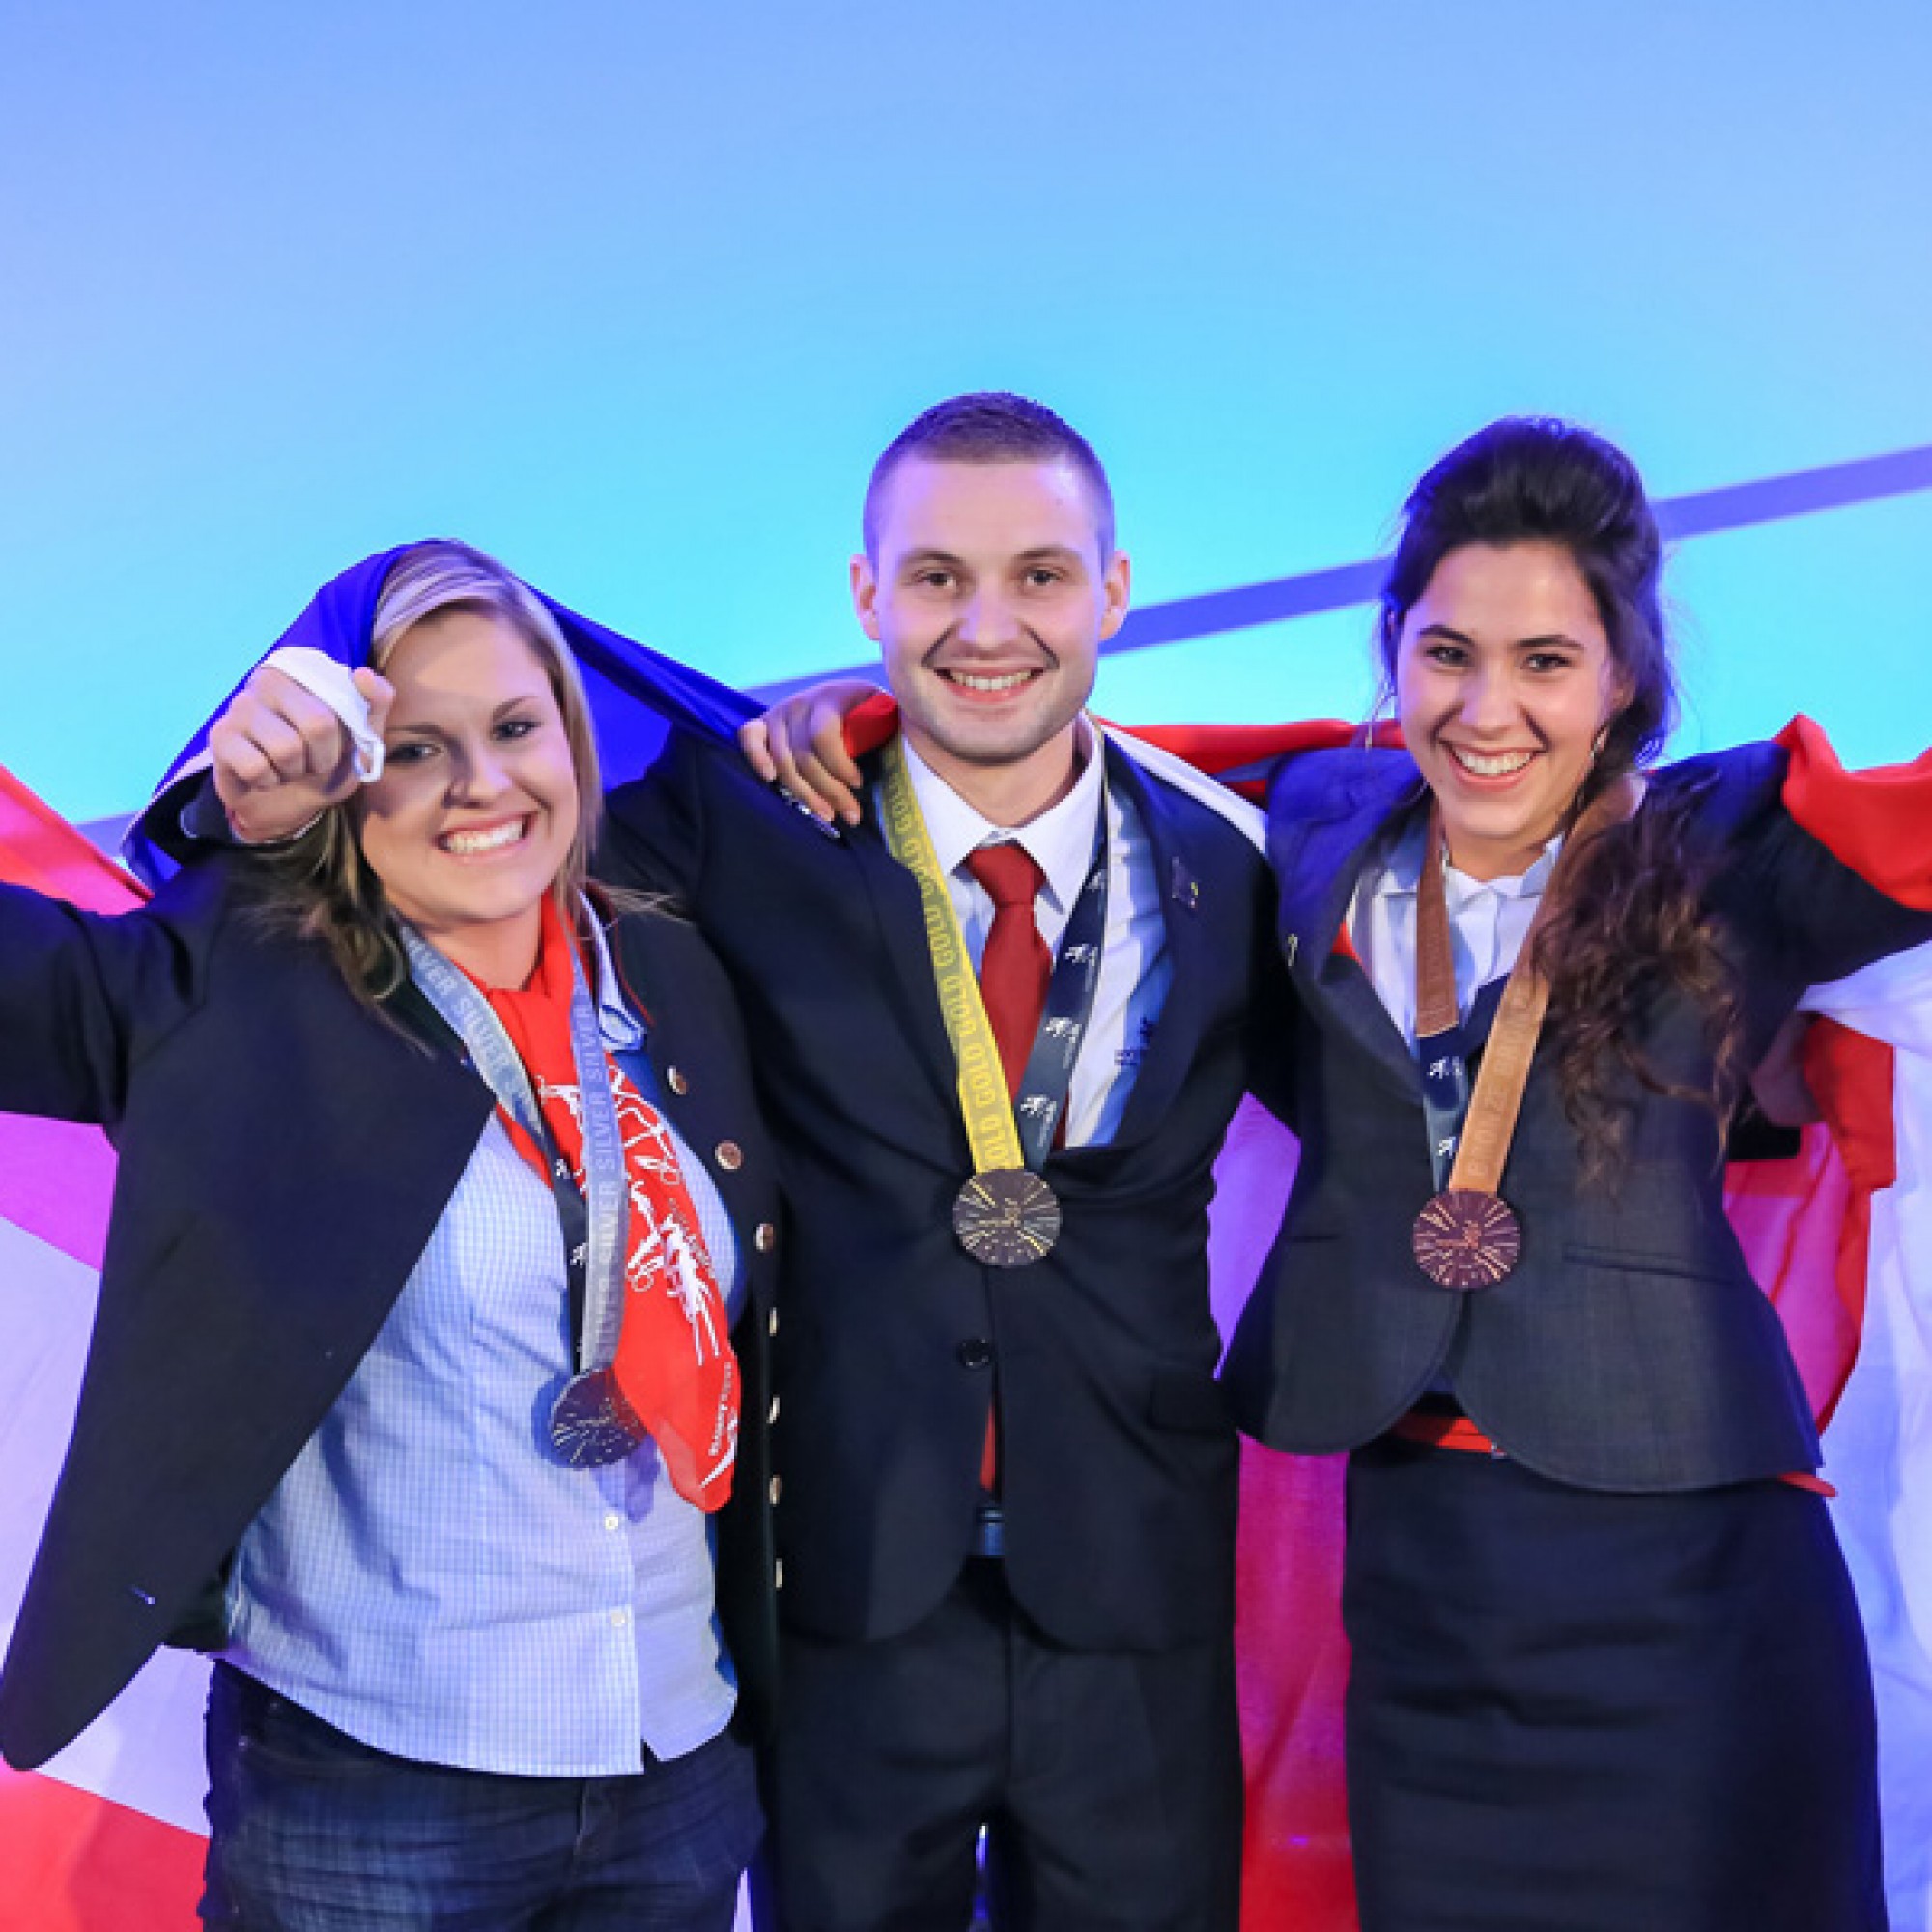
853, 412, 1127, 827
604, 394, 1285, 1931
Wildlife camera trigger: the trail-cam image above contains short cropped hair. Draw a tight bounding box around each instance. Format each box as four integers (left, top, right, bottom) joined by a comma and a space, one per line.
862, 391, 1116, 560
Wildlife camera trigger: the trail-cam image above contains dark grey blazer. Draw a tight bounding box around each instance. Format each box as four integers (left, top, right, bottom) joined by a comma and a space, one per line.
0, 853, 781, 1770
1222, 741, 1932, 1492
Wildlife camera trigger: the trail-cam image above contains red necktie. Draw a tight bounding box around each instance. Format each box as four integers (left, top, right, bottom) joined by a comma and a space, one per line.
965, 843, 1052, 1095
962, 841, 1049, 1492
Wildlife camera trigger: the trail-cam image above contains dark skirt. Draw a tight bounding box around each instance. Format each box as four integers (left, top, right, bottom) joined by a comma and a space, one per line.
1343, 1435, 1888, 1932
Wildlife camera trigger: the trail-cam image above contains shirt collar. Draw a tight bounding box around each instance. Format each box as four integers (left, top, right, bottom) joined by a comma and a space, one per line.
900, 717, 1105, 913
1374, 813, 1563, 908
581, 902, 645, 1050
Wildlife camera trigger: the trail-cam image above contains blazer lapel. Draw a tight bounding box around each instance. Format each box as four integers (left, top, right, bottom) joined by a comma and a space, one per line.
607, 908, 775, 1292
1102, 743, 1213, 1150
1274, 757, 1428, 1096
844, 763, 971, 1119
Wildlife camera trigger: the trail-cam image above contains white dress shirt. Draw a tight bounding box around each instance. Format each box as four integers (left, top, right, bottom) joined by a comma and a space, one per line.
898, 721, 1171, 1147
1350, 814, 1564, 1044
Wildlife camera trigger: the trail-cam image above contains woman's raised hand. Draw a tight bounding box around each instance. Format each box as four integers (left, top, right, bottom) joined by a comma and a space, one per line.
737, 678, 880, 826
210, 665, 394, 844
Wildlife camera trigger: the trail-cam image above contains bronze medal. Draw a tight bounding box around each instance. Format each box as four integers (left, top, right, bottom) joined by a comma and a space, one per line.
953, 1169, 1062, 1267
549, 1368, 649, 1467
1412, 1188, 1521, 1291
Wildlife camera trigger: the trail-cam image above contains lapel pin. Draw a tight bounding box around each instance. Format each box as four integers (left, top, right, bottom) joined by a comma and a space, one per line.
776, 785, 845, 840
1284, 933, 1300, 967
1169, 858, 1201, 912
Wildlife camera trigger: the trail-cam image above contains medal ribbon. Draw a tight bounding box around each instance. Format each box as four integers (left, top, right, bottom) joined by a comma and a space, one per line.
400, 916, 629, 1368
1412, 779, 1637, 1197
877, 735, 1109, 1177
399, 905, 738, 1506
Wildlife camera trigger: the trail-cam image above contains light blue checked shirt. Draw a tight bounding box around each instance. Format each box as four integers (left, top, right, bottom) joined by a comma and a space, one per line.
224, 922, 744, 1775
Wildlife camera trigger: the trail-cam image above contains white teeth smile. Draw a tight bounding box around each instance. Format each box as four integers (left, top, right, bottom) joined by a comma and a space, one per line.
1448, 747, 1534, 778
440, 819, 527, 856
946, 670, 1035, 693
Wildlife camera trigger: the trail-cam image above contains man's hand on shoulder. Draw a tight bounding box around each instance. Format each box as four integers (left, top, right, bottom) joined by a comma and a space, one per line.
737, 678, 881, 828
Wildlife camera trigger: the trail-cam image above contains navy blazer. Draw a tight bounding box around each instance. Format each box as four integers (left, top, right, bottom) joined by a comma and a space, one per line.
0, 853, 780, 1771
604, 729, 1288, 1653
1222, 741, 1932, 1492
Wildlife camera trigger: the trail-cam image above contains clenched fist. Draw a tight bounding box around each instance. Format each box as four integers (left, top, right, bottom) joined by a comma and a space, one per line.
210, 664, 394, 844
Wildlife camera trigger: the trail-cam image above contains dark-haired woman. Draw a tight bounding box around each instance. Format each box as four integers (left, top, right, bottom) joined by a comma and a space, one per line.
1193, 420, 1932, 1930
748, 418, 1932, 1928
0, 542, 777, 1931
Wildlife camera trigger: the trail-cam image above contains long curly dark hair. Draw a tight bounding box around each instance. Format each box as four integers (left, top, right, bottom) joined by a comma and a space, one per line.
1377, 418, 1747, 1176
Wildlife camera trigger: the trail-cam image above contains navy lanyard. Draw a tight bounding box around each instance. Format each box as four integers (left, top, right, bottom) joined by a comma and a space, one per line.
1007, 811, 1110, 1169
1415, 1015, 1474, 1194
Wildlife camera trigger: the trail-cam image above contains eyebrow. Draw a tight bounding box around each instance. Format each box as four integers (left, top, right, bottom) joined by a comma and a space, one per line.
1416, 623, 1588, 652
387, 696, 546, 735
897, 543, 1088, 570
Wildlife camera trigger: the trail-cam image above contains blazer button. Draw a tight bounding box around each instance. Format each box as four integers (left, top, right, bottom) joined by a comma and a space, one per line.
754, 1221, 777, 1253
955, 1338, 993, 1371
768, 1395, 781, 1423
768, 1308, 780, 1338
666, 1066, 690, 1096
769, 1476, 782, 1504
775, 1558, 784, 1590
714, 1140, 743, 1172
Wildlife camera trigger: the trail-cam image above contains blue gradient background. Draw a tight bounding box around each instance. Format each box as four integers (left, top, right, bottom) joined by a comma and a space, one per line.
4, 2, 1928, 822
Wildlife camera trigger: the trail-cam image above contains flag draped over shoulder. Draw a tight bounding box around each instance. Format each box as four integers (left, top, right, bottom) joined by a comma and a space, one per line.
0, 768, 210, 1931
126, 542, 757, 886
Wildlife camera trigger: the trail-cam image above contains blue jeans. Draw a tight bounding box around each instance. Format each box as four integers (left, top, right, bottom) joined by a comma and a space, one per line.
200, 1664, 761, 1932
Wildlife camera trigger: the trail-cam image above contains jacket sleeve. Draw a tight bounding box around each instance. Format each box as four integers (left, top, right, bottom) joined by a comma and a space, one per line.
598, 727, 711, 900
0, 868, 217, 1126
1716, 731, 1932, 991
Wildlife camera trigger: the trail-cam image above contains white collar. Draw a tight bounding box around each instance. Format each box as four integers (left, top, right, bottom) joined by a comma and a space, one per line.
581, 900, 644, 1049
1375, 815, 1563, 910
900, 718, 1105, 913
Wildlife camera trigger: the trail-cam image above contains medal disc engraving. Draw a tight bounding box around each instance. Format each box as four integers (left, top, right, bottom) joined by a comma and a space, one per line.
953, 1169, 1062, 1267
550, 1368, 649, 1467
1412, 1189, 1520, 1291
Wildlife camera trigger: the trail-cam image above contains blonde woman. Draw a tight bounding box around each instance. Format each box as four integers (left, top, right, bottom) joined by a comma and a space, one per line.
0, 542, 778, 1932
